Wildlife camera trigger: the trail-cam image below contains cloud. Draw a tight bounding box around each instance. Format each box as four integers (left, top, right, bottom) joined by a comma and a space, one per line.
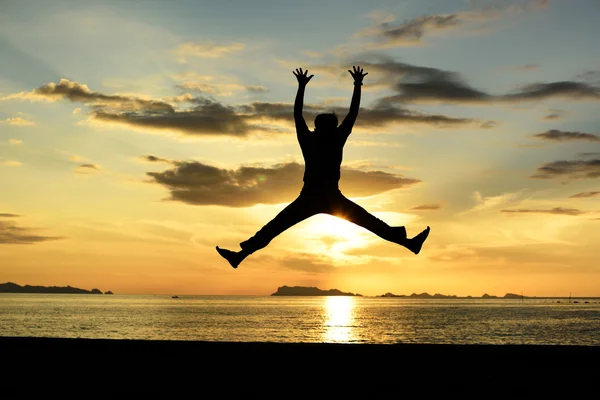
384, 77, 490, 104
2, 160, 22, 166
533, 129, 600, 142
242, 100, 479, 129
569, 191, 600, 198
576, 70, 600, 84
175, 81, 265, 97
337, 168, 422, 196
479, 121, 497, 129
6, 78, 479, 137
140, 154, 174, 164
543, 109, 565, 121
367, 14, 462, 46
3, 79, 174, 112
358, 0, 549, 47
4, 79, 262, 137
8, 139, 23, 145
93, 98, 253, 137
146, 160, 421, 207
462, 191, 524, 214
503, 81, 600, 102
79, 163, 99, 169
530, 159, 600, 181
345, 57, 600, 106
174, 41, 245, 61
578, 152, 600, 158
348, 56, 484, 94
0, 214, 64, 244
501, 207, 586, 216
75, 163, 100, 173
1, 117, 35, 126
409, 204, 441, 211
277, 253, 337, 274
392, 77, 598, 105
245, 85, 269, 94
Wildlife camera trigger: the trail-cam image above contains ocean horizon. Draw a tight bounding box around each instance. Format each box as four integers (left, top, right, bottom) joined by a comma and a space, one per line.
4, 281, 600, 299
2, 293, 599, 345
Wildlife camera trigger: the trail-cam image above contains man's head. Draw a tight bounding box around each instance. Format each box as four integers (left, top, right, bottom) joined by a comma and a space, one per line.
314, 112, 338, 132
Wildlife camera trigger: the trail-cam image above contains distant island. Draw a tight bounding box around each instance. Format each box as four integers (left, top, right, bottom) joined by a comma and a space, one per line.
269, 286, 547, 299
269, 286, 530, 298
379, 292, 526, 299
271, 286, 362, 297
0, 282, 110, 295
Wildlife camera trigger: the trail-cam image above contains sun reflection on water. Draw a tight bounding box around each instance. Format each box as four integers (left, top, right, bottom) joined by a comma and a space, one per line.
323, 296, 357, 343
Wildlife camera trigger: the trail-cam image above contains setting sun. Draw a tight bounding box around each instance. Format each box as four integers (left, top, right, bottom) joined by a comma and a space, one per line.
301, 214, 371, 255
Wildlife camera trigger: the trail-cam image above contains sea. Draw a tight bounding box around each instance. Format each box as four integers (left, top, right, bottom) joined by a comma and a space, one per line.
1, 293, 600, 345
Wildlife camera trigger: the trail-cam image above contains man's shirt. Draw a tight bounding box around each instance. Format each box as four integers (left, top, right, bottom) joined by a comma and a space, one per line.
296, 122, 352, 189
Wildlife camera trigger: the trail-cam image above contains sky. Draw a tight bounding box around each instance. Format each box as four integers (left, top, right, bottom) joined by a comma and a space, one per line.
1, 0, 599, 296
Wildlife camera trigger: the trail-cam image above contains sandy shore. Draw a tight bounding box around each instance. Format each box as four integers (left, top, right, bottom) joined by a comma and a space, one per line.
3, 337, 598, 393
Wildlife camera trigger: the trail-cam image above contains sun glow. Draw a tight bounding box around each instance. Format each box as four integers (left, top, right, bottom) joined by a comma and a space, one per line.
301, 214, 370, 255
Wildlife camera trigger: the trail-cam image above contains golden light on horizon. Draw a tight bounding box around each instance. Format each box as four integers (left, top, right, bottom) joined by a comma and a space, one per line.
323, 296, 357, 343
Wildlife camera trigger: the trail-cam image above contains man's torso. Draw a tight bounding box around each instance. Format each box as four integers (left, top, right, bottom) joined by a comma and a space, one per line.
297, 126, 349, 189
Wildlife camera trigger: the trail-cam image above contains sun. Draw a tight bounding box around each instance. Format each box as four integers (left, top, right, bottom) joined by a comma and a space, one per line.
300, 214, 371, 254
318, 214, 359, 237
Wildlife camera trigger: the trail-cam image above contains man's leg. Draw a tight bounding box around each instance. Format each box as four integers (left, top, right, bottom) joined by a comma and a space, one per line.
331, 192, 430, 254
240, 193, 318, 253
217, 193, 318, 268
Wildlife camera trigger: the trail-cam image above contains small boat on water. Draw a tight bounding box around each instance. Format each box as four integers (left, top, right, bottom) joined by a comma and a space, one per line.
172, 295, 179, 299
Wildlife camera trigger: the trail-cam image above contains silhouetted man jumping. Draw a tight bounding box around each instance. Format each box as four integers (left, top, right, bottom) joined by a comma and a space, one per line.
217, 66, 430, 269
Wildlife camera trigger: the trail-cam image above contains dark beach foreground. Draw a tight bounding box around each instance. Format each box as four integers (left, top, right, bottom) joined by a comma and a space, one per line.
2, 336, 598, 394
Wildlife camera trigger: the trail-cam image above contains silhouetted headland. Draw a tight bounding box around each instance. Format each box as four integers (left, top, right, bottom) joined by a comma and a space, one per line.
271, 286, 599, 299
271, 285, 362, 296
378, 292, 600, 299
0, 282, 109, 294
379, 292, 526, 299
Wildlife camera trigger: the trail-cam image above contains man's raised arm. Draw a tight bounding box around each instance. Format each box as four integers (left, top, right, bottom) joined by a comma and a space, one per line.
340, 66, 368, 133
292, 68, 313, 136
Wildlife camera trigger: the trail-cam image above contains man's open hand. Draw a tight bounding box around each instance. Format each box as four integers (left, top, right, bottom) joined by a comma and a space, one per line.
293, 68, 314, 86
348, 65, 368, 85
